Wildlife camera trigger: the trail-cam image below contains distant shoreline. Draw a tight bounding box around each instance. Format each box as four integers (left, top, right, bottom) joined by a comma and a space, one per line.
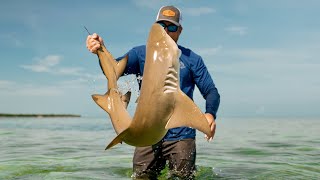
0, 113, 81, 118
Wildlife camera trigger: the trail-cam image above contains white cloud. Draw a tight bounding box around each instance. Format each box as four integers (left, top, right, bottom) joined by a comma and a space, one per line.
211, 47, 320, 117
56, 67, 84, 76
0, 80, 15, 88
197, 46, 223, 56
231, 48, 312, 63
17, 86, 64, 96
131, 1, 216, 17
0, 33, 23, 47
0, 80, 63, 96
20, 55, 93, 77
21, 55, 61, 72
0, 78, 94, 115
183, 7, 216, 16
212, 47, 320, 94
132, 0, 164, 9
0, 76, 111, 99
19, 54, 109, 95
225, 26, 248, 36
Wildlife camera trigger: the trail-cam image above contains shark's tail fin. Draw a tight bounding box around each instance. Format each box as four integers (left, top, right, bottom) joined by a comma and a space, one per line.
105, 129, 129, 150
92, 89, 132, 135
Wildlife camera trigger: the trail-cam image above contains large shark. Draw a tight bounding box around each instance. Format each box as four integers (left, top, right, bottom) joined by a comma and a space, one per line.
92, 23, 212, 150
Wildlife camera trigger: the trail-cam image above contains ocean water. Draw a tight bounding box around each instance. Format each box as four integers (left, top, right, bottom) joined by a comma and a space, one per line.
0, 116, 319, 179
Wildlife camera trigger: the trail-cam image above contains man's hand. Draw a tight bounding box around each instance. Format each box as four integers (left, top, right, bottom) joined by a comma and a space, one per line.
86, 33, 104, 54
204, 113, 216, 141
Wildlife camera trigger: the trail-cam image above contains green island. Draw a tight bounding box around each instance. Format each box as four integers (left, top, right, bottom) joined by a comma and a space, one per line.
0, 113, 81, 118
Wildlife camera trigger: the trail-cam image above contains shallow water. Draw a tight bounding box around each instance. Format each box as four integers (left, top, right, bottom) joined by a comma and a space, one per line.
0, 117, 319, 179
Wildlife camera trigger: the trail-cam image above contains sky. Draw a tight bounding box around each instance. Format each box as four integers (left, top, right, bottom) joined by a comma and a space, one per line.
0, 0, 319, 118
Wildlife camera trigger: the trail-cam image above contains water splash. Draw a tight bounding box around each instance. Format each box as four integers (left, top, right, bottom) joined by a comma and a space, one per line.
88, 79, 97, 94
118, 75, 140, 95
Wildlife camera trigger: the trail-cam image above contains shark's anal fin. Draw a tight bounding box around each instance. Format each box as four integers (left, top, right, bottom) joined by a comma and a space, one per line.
105, 129, 129, 150
165, 90, 211, 137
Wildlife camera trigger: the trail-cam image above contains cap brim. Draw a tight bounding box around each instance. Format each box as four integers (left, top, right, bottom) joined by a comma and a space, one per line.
156, 19, 180, 26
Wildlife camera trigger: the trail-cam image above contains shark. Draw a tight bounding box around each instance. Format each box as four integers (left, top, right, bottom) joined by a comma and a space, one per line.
91, 23, 212, 150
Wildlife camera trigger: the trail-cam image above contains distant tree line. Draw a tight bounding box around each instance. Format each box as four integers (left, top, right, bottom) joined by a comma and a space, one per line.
0, 113, 81, 117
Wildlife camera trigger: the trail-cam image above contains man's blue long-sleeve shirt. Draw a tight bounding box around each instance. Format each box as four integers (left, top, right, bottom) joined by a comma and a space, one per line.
111, 45, 220, 141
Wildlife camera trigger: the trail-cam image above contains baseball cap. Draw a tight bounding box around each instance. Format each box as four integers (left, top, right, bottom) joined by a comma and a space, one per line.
156, 6, 182, 26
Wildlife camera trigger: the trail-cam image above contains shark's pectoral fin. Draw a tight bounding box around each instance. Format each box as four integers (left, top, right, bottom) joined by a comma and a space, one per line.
165, 90, 211, 137
105, 129, 129, 150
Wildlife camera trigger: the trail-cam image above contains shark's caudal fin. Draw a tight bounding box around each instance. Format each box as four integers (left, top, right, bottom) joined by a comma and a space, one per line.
165, 90, 212, 137
105, 129, 129, 150
92, 89, 132, 135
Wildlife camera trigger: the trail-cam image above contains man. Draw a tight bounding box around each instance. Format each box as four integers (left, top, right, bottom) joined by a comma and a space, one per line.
86, 5, 220, 179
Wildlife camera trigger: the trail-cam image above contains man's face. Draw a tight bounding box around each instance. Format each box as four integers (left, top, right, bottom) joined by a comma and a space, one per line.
157, 21, 182, 43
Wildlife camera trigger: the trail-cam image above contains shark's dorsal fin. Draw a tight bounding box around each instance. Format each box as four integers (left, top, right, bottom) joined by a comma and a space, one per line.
165, 90, 211, 137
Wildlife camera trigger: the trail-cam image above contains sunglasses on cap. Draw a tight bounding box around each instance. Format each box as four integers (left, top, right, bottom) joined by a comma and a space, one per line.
157, 22, 179, 32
